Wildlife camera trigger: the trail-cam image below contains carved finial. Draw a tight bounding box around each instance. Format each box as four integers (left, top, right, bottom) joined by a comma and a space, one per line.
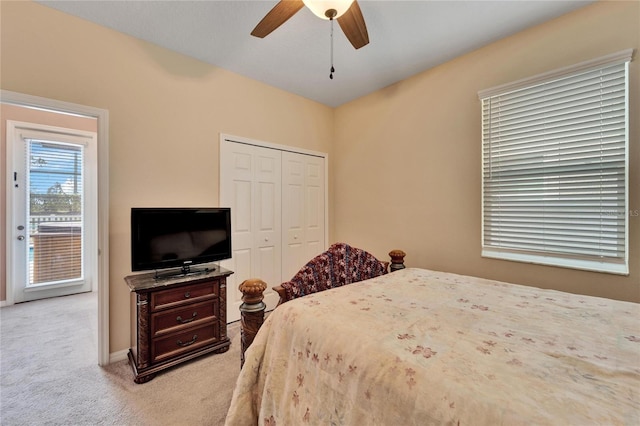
389, 249, 406, 263
239, 278, 267, 305
388, 249, 406, 272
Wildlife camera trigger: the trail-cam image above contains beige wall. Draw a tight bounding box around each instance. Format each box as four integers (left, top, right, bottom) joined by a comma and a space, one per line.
1, 1, 334, 354
0, 104, 97, 301
334, 0, 639, 303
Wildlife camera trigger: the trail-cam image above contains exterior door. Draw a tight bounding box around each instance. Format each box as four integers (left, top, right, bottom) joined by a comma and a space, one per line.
282, 152, 326, 280
7, 121, 97, 303
220, 140, 282, 322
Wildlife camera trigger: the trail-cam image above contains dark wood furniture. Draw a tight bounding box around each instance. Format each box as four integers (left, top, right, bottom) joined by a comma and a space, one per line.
238, 278, 267, 367
125, 266, 233, 383
239, 248, 405, 364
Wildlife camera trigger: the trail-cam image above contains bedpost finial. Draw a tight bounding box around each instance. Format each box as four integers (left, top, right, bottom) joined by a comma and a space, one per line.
389, 249, 406, 272
239, 278, 267, 305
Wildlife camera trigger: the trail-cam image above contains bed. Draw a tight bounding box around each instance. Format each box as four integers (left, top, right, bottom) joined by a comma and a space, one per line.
226, 267, 640, 425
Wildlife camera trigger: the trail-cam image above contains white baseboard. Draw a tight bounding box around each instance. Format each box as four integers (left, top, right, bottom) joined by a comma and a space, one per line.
109, 349, 129, 364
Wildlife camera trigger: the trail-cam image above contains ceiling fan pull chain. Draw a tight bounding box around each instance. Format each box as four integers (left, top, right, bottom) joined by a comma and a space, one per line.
329, 18, 335, 80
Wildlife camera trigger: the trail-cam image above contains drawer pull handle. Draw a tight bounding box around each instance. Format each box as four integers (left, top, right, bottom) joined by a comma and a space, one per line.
177, 334, 198, 347
184, 292, 191, 299
176, 312, 198, 324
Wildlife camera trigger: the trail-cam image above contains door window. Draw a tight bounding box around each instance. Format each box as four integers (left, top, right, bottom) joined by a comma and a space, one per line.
28, 139, 84, 285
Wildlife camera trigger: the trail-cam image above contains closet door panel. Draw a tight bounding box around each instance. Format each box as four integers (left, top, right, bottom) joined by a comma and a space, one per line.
305, 186, 323, 261
232, 180, 253, 254
282, 153, 307, 280
282, 152, 326, 280
221, 141, 281, 321
304, 157, 325, 262
254, 152, 281, 297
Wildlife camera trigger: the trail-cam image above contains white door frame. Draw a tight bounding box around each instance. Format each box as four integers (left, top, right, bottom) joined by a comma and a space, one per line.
2, 90, 110, 367
7, 121, 97, 302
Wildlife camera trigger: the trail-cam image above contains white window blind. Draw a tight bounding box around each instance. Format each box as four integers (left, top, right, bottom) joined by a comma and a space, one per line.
27, 139, 84, 284
479, 50, 632, 274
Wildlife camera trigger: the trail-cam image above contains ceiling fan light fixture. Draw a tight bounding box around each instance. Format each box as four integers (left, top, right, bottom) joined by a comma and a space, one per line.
302, 0, 355, 20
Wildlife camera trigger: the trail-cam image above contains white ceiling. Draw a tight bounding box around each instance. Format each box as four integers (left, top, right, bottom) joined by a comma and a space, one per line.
36, 0, 595, 107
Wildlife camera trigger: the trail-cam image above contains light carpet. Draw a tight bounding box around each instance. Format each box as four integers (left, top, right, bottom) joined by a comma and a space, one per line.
0, 292, 242, 425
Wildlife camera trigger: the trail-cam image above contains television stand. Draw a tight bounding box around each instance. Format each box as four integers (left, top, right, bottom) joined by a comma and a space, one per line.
125, 266, 233, 383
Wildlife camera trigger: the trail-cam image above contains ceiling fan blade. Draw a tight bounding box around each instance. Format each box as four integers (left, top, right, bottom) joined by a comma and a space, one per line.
251, 0, 305, 38
337, 0, 369, 49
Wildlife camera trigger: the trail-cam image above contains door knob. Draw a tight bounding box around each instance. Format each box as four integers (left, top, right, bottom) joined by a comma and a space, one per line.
17, 235, 25, 241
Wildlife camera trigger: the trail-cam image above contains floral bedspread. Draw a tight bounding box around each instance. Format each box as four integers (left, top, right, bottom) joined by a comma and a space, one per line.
225, 268, 640, 425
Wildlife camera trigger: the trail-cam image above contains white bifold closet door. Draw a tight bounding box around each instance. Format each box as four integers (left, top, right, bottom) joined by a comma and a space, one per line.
281, 151, 326, 281
220, 138, 326, 322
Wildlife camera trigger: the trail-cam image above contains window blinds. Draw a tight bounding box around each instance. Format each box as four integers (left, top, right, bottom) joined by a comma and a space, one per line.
480, 51, 631, 274
28, 139, 84, 285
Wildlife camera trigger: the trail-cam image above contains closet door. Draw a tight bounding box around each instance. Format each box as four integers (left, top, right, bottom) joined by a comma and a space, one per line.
282, 152, 326, 281
220, 141, 281, 322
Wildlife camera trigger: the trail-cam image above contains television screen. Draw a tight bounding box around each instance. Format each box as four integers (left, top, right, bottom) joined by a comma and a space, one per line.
131, 208, 231, 273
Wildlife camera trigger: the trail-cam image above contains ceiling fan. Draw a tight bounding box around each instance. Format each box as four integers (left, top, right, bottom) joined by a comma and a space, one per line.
251, 0, 369, 50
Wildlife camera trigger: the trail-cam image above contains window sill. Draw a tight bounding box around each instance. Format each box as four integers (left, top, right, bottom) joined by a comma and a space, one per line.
482, 249, 629, 276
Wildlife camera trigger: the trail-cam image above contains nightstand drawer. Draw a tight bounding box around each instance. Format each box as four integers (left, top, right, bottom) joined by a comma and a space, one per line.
151, 300, 218, 337
151, 280, 218, 311
152, 322, 220, 363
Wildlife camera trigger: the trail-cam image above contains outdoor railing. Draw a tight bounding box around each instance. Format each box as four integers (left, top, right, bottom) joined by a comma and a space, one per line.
29, 215, 81, 233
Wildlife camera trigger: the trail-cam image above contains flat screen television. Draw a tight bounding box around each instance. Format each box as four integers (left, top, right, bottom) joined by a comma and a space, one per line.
131, 207, 232, 277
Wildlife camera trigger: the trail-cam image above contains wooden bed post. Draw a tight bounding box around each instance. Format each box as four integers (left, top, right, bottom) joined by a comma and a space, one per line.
389, 249, 406, 272
238, 278, 267, 367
